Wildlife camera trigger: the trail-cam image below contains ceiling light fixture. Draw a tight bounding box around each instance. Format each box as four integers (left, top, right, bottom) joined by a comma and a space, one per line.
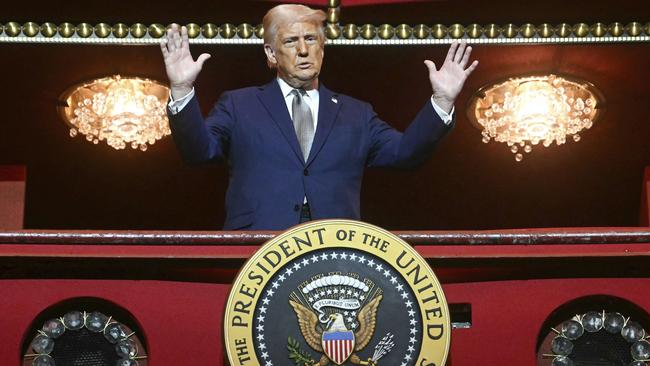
468, 74, 603, 161
59, 75, 170, 151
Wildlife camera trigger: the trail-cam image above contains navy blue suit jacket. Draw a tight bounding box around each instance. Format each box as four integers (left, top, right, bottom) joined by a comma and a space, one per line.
169, 80, 453, 230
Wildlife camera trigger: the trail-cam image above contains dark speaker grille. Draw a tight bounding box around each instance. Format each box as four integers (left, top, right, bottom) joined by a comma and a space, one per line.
572, 330, 631, 366
50, 328, 118, 366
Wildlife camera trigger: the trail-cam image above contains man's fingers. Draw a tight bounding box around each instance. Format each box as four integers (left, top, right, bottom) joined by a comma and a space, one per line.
165, 27, 177, 52
196, 53, 211, 68
173, 27, 182, 50
181, 26, 190, 48
460, 45, 472, 67
465, 60, 479, 76
160, 38, 170, 57
454, 41, 466, 63
444, 41, 458, 64
423, 60, 436, 74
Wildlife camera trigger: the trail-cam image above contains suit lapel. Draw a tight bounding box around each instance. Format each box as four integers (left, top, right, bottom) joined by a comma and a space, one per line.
257, 80, 304, 163
307, 84, 341, 166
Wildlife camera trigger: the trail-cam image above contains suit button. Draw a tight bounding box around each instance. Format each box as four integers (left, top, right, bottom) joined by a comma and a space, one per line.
294, 204, 301, 211
303, 169, 309, 176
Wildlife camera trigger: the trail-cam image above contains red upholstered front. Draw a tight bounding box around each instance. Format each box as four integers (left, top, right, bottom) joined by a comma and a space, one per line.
2, 229, 650, 365
0, 166, 26, 229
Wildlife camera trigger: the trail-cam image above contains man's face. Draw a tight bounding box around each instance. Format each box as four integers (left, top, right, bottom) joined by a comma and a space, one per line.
265, 21, 324, 89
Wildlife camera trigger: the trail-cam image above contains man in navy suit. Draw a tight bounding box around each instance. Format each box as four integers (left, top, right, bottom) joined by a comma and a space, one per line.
160, 4, 478, 230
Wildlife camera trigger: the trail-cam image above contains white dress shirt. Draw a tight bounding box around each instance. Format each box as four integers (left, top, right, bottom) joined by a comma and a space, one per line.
276, 78, 319, 131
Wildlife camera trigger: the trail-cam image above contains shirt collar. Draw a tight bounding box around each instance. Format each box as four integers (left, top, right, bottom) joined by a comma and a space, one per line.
277, 77, 319, 100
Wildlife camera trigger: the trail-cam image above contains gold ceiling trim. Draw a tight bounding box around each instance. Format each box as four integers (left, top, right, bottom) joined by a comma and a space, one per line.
0, 21, 648, 45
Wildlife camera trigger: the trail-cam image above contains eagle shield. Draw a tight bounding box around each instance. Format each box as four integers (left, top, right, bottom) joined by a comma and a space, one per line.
322, 330, 355, 365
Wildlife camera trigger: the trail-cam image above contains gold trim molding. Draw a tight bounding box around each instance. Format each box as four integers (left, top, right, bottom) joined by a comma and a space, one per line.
0, 21, 648, 45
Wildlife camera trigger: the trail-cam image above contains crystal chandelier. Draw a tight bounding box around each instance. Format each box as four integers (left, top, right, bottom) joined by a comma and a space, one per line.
468, 74, 603, 161
59, 75, 170, 151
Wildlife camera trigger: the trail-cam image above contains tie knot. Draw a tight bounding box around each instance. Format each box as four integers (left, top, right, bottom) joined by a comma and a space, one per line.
291, 88, 307, 97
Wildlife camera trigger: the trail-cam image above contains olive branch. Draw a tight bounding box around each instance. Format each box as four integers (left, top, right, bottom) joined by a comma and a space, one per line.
288, 336, 316, 366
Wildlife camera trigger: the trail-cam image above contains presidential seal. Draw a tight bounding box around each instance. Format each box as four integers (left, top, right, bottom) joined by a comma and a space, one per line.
225, 220, 450, 366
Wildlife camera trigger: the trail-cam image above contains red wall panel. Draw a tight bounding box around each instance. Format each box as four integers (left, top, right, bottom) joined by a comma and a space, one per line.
2, 230, 650, 365
1, 280, 229, 365
0, 166, 26, 229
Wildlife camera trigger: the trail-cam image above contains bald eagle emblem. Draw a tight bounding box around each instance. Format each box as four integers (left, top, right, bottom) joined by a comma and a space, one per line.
289, 274, 393, 365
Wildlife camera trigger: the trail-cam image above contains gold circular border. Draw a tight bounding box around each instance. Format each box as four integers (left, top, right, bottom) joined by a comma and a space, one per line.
224, 219, 451, 366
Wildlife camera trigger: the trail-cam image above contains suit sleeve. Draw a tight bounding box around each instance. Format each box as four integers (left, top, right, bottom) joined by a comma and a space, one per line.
168, 92, 235, 164
366, 100, 454, 169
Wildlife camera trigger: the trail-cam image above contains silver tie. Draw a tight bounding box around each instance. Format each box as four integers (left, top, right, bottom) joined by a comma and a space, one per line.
291, 89, 315, 162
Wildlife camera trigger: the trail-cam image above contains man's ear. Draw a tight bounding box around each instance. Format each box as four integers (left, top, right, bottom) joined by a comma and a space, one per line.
264, 44, 277, 66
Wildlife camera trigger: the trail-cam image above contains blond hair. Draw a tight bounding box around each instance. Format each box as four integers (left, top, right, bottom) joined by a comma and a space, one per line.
262, 4, 326, 47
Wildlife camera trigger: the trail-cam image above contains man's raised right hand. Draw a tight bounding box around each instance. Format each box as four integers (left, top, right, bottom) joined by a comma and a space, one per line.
160, 24, 211, 100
